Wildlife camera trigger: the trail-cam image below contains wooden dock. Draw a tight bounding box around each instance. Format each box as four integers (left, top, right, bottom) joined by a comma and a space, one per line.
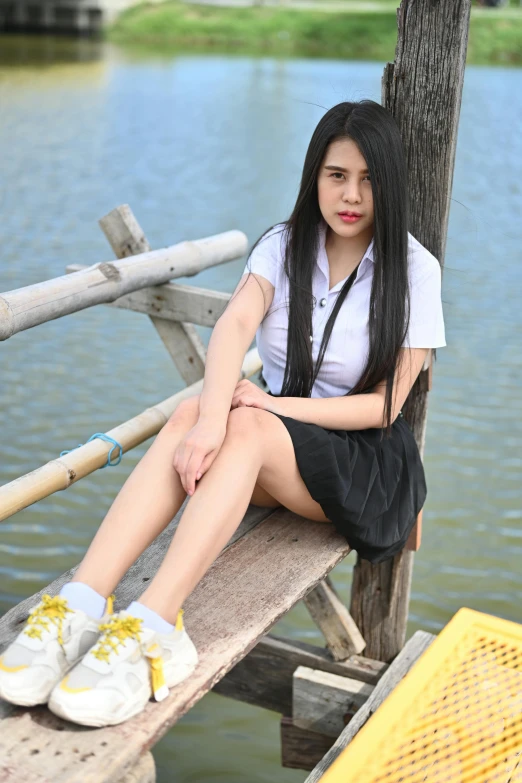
0, 0, 474, 778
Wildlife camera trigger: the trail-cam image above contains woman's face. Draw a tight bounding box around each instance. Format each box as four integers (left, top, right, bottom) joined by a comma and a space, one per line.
317, 137, 374, 240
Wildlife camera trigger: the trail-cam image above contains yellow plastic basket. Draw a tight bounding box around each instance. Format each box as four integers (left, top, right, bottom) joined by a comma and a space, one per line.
319, 607, 522, 782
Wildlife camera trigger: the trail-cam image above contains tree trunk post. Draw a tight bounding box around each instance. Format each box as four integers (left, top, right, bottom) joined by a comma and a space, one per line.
350, 0, 471, 663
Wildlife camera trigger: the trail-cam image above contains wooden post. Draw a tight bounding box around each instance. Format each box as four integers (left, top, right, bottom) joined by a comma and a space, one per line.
99, 205, 207, 385
350, 0, 471, 663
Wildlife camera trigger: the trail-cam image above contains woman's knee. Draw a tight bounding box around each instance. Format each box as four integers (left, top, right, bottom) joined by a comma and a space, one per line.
164, 395, 201, 432
225, 406, 264, 440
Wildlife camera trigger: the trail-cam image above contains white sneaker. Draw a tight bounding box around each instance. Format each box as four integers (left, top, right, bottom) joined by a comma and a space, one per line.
0, 594, 109, 707
48, 609, 198, 727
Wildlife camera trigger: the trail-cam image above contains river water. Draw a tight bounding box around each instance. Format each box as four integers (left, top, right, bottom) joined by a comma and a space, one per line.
0, 35, 521, 782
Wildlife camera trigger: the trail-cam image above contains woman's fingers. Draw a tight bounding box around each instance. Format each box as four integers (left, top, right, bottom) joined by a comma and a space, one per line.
184, 450, 217, 494
184, 448, 206, 496
195, 453, 214, 482
173, 444, 193, 495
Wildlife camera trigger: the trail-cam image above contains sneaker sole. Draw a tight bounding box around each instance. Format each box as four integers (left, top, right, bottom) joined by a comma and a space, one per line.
0, 681, 51, 707
48, 661, 197, 727
0, 654, 90, 708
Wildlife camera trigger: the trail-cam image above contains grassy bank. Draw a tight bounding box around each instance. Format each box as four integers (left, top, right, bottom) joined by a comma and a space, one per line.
110, 1, 522, 65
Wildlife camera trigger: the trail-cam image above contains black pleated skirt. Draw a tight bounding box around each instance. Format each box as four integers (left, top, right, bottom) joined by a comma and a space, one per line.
267, 393, 427, 564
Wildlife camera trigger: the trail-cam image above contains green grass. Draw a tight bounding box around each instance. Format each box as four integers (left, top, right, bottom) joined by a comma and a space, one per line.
109, 1, 522, 65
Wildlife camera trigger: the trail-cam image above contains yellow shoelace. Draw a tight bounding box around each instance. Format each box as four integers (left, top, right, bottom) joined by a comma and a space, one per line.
24, 594, 73, 647
92, 615, 144, 664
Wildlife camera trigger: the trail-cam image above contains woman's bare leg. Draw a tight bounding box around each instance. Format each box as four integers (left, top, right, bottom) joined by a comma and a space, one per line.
138, 405, 331, 624
72, 396, 203, 596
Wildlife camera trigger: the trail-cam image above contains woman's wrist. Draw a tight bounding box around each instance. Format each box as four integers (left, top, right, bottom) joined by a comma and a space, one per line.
197, 406, 229, 428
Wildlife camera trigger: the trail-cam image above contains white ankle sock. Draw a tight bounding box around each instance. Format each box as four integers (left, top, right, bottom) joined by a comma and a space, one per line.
126, 601, 175, 635
59, 581, 107, 620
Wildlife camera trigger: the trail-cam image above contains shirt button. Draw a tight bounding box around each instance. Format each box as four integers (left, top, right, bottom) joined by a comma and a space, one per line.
320, 298, 327, 307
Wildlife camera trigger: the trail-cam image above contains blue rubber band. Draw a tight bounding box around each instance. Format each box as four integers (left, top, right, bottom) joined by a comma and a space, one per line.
60, 433, 123, 468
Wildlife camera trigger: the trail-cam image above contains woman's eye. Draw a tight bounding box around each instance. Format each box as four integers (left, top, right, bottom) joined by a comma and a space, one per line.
329, 172, 370, 181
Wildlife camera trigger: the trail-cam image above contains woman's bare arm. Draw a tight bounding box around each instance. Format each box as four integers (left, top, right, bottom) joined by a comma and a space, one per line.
197, 272, 275, 426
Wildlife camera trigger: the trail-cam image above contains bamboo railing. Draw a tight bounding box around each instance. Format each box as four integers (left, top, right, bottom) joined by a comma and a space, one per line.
0, 207, 261, 522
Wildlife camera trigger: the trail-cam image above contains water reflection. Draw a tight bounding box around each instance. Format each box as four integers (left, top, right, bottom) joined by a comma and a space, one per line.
0, 34, 521, 783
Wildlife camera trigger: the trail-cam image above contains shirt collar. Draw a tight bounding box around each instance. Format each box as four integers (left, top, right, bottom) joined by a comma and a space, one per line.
317, 220, 374, 291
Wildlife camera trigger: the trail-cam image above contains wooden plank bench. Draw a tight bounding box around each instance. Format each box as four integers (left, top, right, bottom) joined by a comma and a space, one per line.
0, 499, 353, 783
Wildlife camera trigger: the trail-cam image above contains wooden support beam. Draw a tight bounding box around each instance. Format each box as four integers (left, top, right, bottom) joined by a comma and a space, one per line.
151, 318, 207, 385
98, 205, 207, 385
293, 666, 374, 738
303, 576, 365, 660
64, 272, 231, 328
350, 0, 471, 663
281, 716, 334, 772
213, 633, 387, 714
304, 630, 436, 782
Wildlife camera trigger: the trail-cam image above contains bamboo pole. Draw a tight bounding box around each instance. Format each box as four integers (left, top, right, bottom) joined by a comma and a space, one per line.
349, 0, 471, 663
0, 348, 262, 523
0, 227, 247, 341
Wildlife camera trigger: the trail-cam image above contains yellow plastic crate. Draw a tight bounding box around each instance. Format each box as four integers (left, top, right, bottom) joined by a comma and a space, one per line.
319, 608, 522, 782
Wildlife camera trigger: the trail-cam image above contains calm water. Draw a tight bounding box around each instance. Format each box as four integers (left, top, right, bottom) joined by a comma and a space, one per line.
1, 35, 521, 783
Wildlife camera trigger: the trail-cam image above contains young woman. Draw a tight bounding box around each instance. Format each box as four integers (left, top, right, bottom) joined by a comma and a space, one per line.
0, 100, 445, 727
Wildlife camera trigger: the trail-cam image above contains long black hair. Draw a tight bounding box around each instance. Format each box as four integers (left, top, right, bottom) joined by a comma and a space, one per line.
242, 100, 412, 437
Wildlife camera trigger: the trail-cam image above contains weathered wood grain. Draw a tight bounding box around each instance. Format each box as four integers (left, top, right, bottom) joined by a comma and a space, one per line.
350, 0, 471, 662
293, 666, 374, 738
0, 509, 351, 782
304, 630, 436, 782
351, 549, 413, 664
213, 634, 387, 714
303, 577, 365, 660
280, 716, 334, 772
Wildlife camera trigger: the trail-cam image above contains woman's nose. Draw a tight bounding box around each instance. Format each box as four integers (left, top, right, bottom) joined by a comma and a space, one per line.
343, 182, 362, 203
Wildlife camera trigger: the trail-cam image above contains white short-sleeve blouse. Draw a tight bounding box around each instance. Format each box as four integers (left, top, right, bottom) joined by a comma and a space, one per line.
242, 220, 446, 398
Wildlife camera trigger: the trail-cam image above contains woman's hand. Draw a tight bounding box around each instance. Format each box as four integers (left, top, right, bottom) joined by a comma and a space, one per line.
173, 419, 227, 497
231, 379, 285, 415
